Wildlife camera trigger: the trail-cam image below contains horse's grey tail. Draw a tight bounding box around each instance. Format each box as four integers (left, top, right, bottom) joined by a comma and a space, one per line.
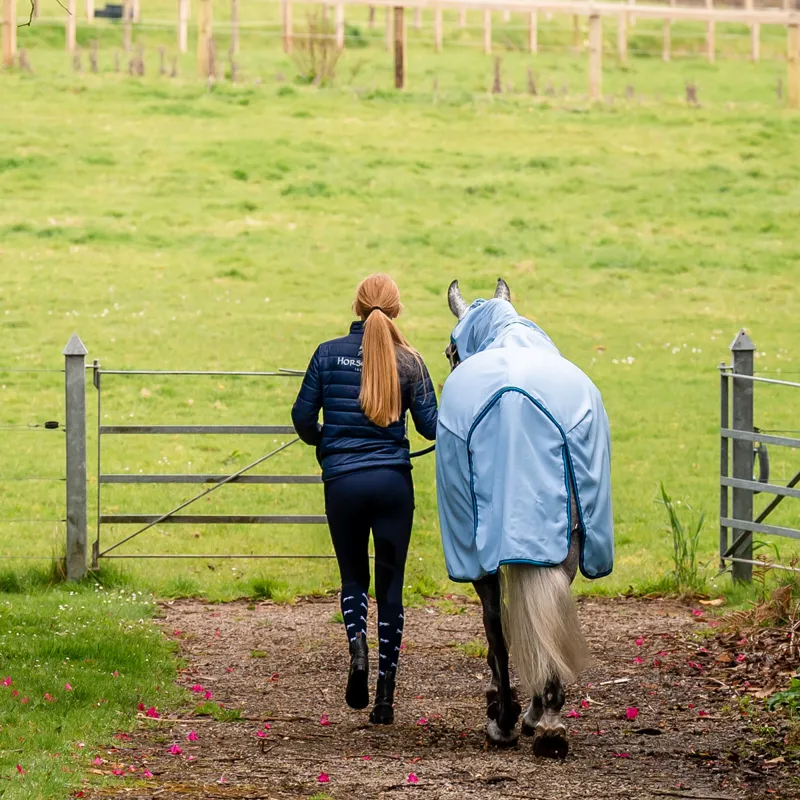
499, 563, 589, 697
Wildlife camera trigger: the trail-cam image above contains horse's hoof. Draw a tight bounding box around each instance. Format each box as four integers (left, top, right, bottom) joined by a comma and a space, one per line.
532, 723, 569, 760
486, 719, 518, 748
521, 702, 543, 736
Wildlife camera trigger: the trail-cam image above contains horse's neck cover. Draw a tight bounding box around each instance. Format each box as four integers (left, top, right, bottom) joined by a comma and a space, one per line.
436, 298, 614, 583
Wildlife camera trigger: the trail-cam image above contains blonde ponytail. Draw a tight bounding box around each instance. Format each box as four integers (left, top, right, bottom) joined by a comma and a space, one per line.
353, 274, 420, 428
360, 310, 403, 427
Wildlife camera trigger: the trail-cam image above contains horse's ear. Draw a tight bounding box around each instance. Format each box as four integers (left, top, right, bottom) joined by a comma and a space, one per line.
494, 278, 511, 302
448, 280, 469, 319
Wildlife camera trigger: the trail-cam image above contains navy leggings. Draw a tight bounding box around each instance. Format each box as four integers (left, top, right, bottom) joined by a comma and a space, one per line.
324, 467, 414, 676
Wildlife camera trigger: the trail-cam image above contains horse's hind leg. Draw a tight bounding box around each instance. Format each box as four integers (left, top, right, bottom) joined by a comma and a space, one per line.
529, 677, 569, 759
473, 574, 521, 747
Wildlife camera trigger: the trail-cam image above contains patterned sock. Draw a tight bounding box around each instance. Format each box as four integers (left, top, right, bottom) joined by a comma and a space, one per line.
377, 603, 404, 676
341, 585, 368, 644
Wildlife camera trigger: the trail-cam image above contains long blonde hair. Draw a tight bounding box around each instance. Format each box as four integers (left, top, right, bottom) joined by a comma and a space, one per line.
354, 274, 419, 428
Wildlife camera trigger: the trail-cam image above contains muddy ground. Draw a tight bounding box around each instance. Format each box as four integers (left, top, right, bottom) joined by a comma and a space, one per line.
91, 596, 798, 800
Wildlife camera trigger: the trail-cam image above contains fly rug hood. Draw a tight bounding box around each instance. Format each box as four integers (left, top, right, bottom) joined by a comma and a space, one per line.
436, 278, 614, 758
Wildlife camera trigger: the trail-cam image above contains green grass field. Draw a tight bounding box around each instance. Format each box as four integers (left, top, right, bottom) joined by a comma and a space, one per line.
2, 3, 800, 606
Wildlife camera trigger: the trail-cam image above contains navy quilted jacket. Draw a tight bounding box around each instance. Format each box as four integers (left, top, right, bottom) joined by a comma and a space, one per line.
291, 321, 438, 481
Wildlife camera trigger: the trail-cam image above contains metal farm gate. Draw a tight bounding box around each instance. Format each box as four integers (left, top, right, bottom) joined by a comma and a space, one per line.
719, 329, 800, 582
89, 362, 329, 569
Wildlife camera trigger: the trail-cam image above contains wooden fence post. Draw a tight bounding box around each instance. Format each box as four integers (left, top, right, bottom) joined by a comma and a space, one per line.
132, 0, 139, 22
663, 0, 674, 62
483, 9, 491, 55
413, 7, 421, 30
178, 0, 189, 53
503, 9, 510, 22
589, 13, 602, 100
617, 10, 627, 64
706, 0, 715, 64
198, 0, 212, 77
282, 0, 292, 54
747, 0, 759, 62
335, 3, 345, 49
528, 11, 537, 53
789, 22, 799, 109
86, 0, 94, 22
385, 6, 392, 51
434, 7, 442, 52
64, 335, 88, 582
122, 0, 132, 51
572, 14, 580, 52
231, 0, 240, 54
459, 8, 466, 27
67, 0, 77, 52
394, 5, 405, 89
629, 0, 636, 27
2, 0, 16, 67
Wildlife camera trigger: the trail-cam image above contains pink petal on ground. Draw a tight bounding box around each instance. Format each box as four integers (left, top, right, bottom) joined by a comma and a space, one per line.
112, 768, 124, 776
225, 667, 234, 673
688, 703, 695, 709
408, 773, 419, 784
269, 673, 279, 682
137, 702, 145, 712
187, 756, 196, 762
263, 723, 272, 729
2, 677, 12, 687
204, 691, 213, 700
145, 707, 160, 718
691, 609, 703, 617
633, 656, 645, 664
44, 693, 55, 702
65, 683, 73, 691
613, 752, 631, 758
319, 714, 331, 727
112, 671, 119, 677
189, 684, 204, 693
167, 745, 183, 756
20, 697, 29, 705
687, 661, 703, 671
580, 699, 590, 709
76, 742, 85, 749
416, 717, 428, 726
362, 755, 372, 761
186, 731, 199, 742
11, 689, 18, 697
173, 630, 182, 637
626, 707, 639, 721
16, 764, 24, 775
318, 772, 330, 784
653, 659, 662, 667
635, 638, 644, 646
218, 776, 227, 784
143, 769, 154, 778
566, 709, 581, 718
698, 710, 709, 717
255, 730, 268, 739
736, 654, 746, 663
93, 757, 103, 766
129, 765, 137, 772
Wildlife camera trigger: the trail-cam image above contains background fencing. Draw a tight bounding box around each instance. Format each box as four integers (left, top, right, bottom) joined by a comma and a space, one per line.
5, 0, 800, 102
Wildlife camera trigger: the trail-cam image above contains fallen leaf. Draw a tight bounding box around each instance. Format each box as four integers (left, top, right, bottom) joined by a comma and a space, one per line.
699, 598, 725, 607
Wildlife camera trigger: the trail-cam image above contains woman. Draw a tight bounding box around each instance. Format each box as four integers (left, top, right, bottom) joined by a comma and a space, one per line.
291, 274, 438, 724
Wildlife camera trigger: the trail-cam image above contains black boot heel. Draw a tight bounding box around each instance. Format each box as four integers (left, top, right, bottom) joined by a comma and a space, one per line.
369, 667, 396, 725
345, 632, 369, 710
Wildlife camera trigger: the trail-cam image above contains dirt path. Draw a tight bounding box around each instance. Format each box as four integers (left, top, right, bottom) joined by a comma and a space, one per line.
92, 597, 796, 800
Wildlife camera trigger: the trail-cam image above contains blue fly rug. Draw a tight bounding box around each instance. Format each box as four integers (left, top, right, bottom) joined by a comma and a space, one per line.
435, 298, 614, 583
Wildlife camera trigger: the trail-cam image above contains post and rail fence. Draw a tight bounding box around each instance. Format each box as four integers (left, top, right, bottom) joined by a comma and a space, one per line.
4, 0, 800, 103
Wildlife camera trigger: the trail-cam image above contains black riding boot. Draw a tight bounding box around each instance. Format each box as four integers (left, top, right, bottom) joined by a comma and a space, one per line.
345, 632, 369, 710
369, 667, 396, 725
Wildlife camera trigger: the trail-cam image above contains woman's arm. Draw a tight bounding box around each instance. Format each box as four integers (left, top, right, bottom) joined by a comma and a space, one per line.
409, 360, 438, 442
291, 349, 323, 446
